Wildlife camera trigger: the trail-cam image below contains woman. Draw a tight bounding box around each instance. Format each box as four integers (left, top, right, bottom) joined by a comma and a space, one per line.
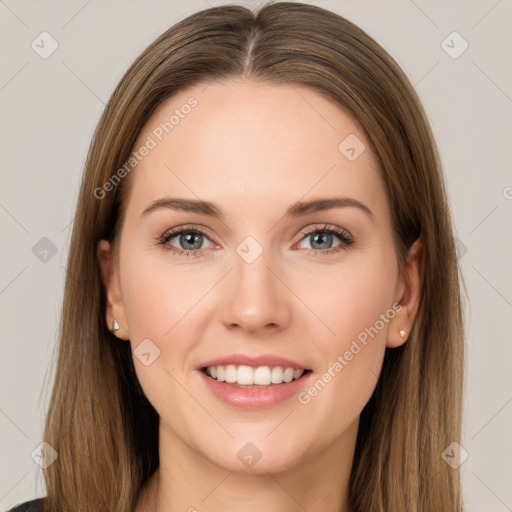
9, 2, 466, 511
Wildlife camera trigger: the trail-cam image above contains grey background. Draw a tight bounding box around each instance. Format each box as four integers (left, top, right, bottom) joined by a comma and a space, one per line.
1, 0, 511, 510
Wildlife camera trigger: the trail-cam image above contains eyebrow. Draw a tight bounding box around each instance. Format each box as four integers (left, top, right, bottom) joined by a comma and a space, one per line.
140, 196, 374, 222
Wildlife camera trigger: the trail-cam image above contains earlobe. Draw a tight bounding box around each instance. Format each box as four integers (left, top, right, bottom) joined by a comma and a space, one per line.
96, 239, 130, 340
386, 237, 423, 348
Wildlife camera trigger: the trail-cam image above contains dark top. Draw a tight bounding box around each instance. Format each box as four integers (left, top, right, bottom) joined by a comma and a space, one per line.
7, 498, 44, 512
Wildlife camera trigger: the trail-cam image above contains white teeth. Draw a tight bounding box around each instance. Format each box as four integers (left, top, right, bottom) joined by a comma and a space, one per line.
253, 366, 271, 385
205, 365, 306, 386
283, 367, 294, 382
271, 366, 283, 383
293, 369, 303, 380
225, 364, 237, 383
237, 365, 254, 385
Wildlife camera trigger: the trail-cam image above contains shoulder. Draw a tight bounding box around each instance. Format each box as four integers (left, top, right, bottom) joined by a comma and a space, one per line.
7, 498, 45, 512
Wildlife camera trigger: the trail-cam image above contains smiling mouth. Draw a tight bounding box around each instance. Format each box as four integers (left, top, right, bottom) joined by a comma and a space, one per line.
201, 364, 312, 388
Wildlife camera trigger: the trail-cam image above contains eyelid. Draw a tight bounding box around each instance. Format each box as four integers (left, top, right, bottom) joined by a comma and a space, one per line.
157, 224, 218, 257
295, 223, 353, 244
161, 224, 217, 242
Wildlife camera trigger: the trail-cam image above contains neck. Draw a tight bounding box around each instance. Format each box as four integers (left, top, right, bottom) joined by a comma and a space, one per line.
137, 419, 358, 512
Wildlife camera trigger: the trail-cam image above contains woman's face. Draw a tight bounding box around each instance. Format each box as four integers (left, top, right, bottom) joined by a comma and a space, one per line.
98, 78, 420, 474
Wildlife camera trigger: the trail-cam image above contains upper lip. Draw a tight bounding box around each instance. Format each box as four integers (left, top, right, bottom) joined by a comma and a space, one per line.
197, 353, 310, 370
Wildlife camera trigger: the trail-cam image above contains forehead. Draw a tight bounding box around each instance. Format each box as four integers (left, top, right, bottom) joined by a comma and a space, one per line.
125, 78, 385, 221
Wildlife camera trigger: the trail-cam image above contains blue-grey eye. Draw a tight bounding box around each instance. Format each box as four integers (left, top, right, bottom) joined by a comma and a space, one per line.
310, 232, 335, 250
176, 232, 204, 250
298, 230, 342, 251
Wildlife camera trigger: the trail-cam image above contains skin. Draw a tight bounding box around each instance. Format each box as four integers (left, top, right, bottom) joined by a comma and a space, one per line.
97, 78, 422, 512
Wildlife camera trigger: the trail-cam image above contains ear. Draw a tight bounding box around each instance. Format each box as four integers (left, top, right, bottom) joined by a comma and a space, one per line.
97, 239, 130, 340
386, 237, 423, 348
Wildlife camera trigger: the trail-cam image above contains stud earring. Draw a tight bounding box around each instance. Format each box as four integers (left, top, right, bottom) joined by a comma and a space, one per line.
399, 329, 406, 338
111, 320, 120, 333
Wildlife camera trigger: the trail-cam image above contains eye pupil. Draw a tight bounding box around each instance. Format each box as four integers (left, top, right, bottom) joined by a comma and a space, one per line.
181, 232, 202, 250
311, 232, 332, 250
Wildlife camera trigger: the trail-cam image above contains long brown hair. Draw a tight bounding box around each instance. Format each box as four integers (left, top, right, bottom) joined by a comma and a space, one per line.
41, 2, 466, 510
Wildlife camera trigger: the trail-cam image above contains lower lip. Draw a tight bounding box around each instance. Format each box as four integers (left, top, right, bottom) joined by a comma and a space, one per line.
197, 369, 313, 409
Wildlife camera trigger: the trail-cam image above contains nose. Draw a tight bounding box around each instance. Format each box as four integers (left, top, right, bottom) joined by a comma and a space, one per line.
220, 248, 292, 335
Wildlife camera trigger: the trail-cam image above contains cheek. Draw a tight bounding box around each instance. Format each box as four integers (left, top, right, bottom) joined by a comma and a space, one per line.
293, 252, 397, 355
294, 251, 396, 408
119, 248, 204, 394
120, 247, 212, 340
119, 253, 204, 421
292, 273, 393, 453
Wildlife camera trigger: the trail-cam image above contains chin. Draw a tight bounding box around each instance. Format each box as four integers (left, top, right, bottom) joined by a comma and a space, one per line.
203, 438, 305, 475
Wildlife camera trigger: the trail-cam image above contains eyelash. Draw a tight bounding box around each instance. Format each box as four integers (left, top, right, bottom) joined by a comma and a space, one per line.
156, 223, 355, 258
